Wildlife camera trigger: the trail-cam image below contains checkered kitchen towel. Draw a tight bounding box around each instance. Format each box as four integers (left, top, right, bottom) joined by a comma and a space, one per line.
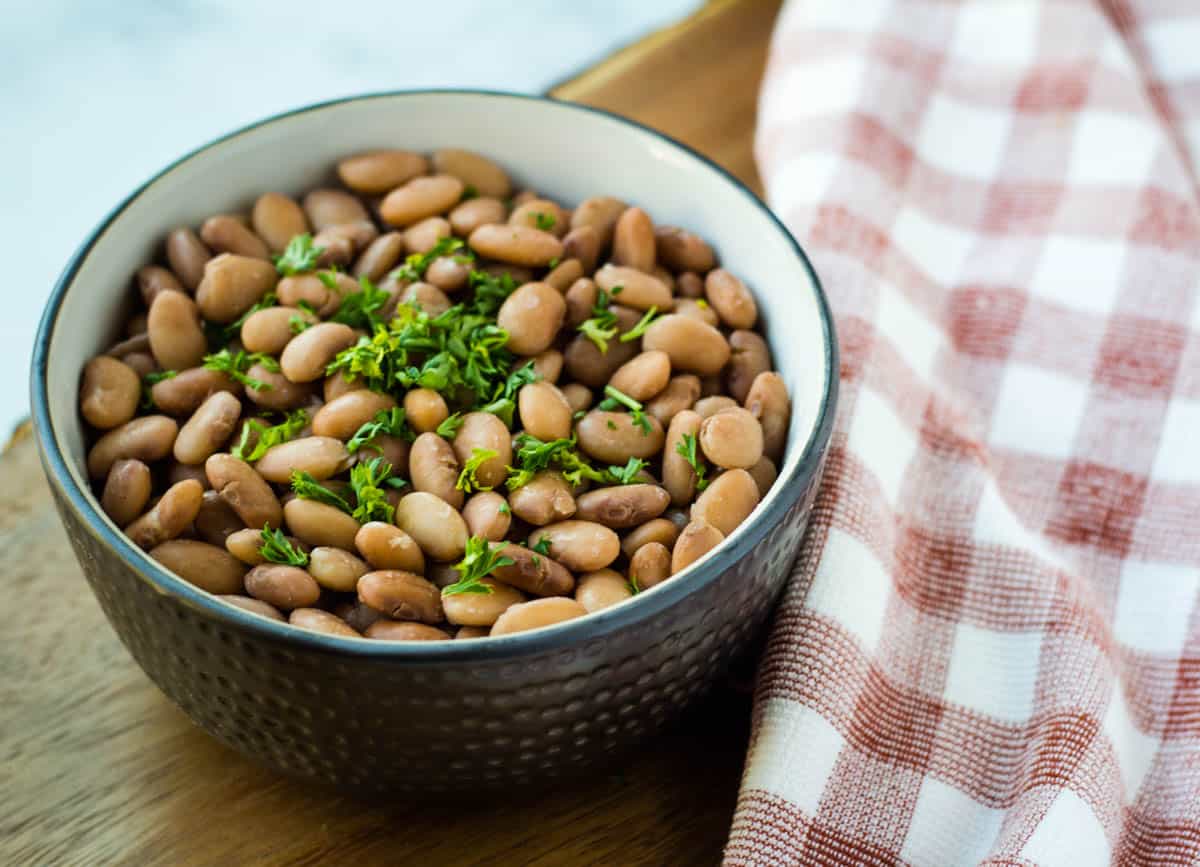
726, 1, 1200, 864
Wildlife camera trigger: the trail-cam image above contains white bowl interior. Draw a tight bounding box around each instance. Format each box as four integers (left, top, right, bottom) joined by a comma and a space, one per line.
43, 92, 830, 604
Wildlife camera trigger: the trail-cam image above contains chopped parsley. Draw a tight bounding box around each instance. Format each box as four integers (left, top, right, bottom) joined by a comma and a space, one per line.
598, 384, 652, 434
349, 457, 406, 523
259, 524, 309, 567
497, 500, 511, 515
505, 433, 608, 490
274, 234, 326, 276
534, 212, 556, 231
456, 447, 499, 493
290, 471, 352, 513
443, 536, 513, 596
620, 306, 659, 342
606, 457, 648, 485
329, 276, 389, 332
577, 288, 619, 352
346, 407, 415, 453
478, 361, 540, 427
202, 349, 279, 391
461, 184, 479, 200
140, 369, 177, 409
388, 237, 471, 284
232, 409, 309, 462
468, 268, 520, 317
675, 432, 710, 491
529, 536, 552, 556
436, 412, 465, 438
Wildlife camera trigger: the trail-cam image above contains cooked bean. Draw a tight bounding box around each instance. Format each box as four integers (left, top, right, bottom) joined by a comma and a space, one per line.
509, 471, 577, 526
630, 542, 671, 590
575, 410, 665, 464
394, 492, 468, 561
245, 564, 321, 610
432, 148, 511, 198
574, 569, 632, 613
337, 149, 428, 194
365, 621, 451, 641
646, 374, 700, 427
509, 198, 570, 238
705, 268, 758, 329
353, 231, 405, 281
397, 388, 445, 434
167, 461, 210, 489
479, 262, 534, 284
120, 352, 157, 378
699, 375, 724, 397
529, 520, 620, 572
747, 456, 778, 498
544, 258, 584, 293
200, 215, 270, 260
593, 264, 672, 312
490, 543, 574, 596
691, 468, 760, 537
562, 225, 600, 272
410, 432, 464, 508
671, 520, 725, 574
695, 395, 739, 418
442, 578, 524, 626
570, 196, 626, 249
104, 332, 150, 359
642, 314, 730, 376
676, 271, 704, 298
174, 391, 241, 465
127, 315, 148, 336
303, 188, 368, 231
403, 216, 451, 254
252, 192, 309, 254
608, 350, 670, 402
282, 498, 359, 549
449, 196, 507, 236
194, 489, 244, 546
219, 594, 284, 621
125, 479, 204, 549
255, 436, 350, 483
195, 254, 277, 323
613, 206, 655, 272
451, 412, 511, 489
745, 371, 790, 463
621, 517, 679, 558
456, 625, 489, 639
380, 175, 464, 227
560, 383, 593, 414
80, 356, 140, 430
497, 281, 566, 355
698, 407, 763, 469
150, 539, 246, 594
280, 322, 357, 383
87, 415, 178, 479
239, 306, 313, 355
147, 290, 207, 371
662, 410, 702, 506
655, 226, 716, 273
100, 459, 152, 526
518, 381, 573, 442
277, 271, 355, 317
313, 221, 378, 265
136, 265, 184, 307
289, 608, 361, 637
564, 277, 599, 328
165, 227, 212, 291
562, 307, 642, 387
491, 597, 587, 636
302, 547, 367, 593
243, 364, 313, 412
469, 225, 563, 268
424, 256, 470, 292
358, 570, 443, 623
206, 453, 282, 529
675, 298, 721, 326
575, 484, 670, 529
425, 561, 461, 589
401, 281, 452, 316
727, 330, 771, 403
528, 349, 563, 384
461, 491, 512, 541
311, 390, 396, 440
355, 522, 425, 573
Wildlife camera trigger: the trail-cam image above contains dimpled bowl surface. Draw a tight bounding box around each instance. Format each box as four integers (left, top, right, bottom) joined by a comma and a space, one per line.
32, 91, 837, 793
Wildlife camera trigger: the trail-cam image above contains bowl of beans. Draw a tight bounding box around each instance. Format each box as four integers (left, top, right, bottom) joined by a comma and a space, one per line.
32, 90, 836, 792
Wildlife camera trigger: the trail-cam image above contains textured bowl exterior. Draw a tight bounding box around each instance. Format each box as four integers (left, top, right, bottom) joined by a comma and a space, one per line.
46, 458, 823, 792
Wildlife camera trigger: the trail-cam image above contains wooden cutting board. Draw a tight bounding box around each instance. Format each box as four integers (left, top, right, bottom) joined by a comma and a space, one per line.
0, 2, 782, 862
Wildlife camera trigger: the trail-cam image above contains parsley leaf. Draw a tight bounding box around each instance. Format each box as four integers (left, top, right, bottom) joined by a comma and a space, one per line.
436, 412, 465, 438
620, 306, 659, 343
232, 409, 309, 462
388, 237, 470, 284
346, 407, 415, 453
468, 268, 519, 317
203, 349, 279, 391
600, 384, 652, 434
606, 457, 648, 485
478, 361, 541, 427
505, 433, 608, 490
461, 184, 479, 201
675, 432, 710, 491
443, 536, 513, 596
456, 447, 499, 493
529, 535, 552, 556
274, 234, 326, 276
497, 500, 510, 515
534, 212, 556, 231
259, 524, 309, 567
140, 369, 177, 409
291, 471, 352, 513
329, 276, 389, 332
350, 457, 405, 523
577, 288, 620, 352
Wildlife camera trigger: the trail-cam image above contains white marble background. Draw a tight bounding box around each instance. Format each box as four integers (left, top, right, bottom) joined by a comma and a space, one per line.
2, 0, 697, 437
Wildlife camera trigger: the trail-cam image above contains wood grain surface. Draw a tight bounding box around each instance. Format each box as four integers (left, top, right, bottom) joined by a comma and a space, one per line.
1, 2, 781, 863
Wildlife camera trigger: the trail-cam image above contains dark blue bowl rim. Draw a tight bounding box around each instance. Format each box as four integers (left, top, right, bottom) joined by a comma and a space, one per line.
30, 88, 839, 662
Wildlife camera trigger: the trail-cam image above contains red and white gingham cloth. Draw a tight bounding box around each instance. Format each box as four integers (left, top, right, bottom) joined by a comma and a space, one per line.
726, 1, 1200, 864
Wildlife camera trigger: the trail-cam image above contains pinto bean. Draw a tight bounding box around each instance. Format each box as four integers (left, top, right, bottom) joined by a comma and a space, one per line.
574, 569, 632, 613
403, 388, 449, 434
675, 298, 720, 327
150, 539, 246, 594
575, 410, 665, 464
449, 196, 507, 236
694, 395, 739, 418
255, 436, 350, 483
380, 175, 464, 227
646, 374, 700, 427
241, 306, 316, 355
277, 271, 355, 317
87, 415, 178, 479
562, 225, 600, 272
147, 290, 207, 371
469, 225, 563, 268
570, 196, 626, 250
242, 364, 314, 412
410, 432, 464, 508
218, 595, 284, 621
698, 407, 763, 469
313, 221, 378, 266
279, 322, 357, 383
630, 542, 671, 590
206, 453, 282, 530
337, 149, 428, 194
727, 330, 772, 403
252, 192, 309, 254
136, 265, 184, 307
747, 456, 778, 498
745, 371, 791, 463
641, 314, 730, 376
691, 469, 761, 537
174, 391, 241, 465
564, 277, 599, 328
620, 517, 679, 558
612, 206, 655, 272
224, 527, 307, 566
497, 282, 566, 355
528, 520, 620, 572
354, 522, 426, 574
120, 351, 157, 378
671, 520, 725, 574
100, 459, 152, 526
575, 484, 670, 529
544, 258, 584, 293
705, 268, 758, 329
125, 479, 204, 549
80, 356, 140, 430
245, 564, 321, 610
403, 216, 451, 254
518, 381, 573, 442
560, 383, 593, 414
509, 198, 570, 238
358, 570, 443, 623
442, 578, 524, 627
676, 271, 704, 298
593, 264, 672, 312
200, 215, 270, 260
490, 544, 575, 597
283, 498, 360, 550
508, 471, 577, 526
165, 227, 212, 291
432, 148, 511, 198
289, 608, 362, 637
394, 492, 468, 562
303, 188, 369, 231
311, 390, 396, 440
194, 489, 244, 546
608, 351, 671, 402
461, 491, 512, 542
353, 232, 406, 281
655, 226, 717, 273
365, 621, 451, 641
662, 410, 702, 507
195, 254, 277, 323
490, 597, 587, 636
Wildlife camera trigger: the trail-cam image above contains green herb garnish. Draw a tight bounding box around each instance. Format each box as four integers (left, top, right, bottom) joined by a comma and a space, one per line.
468, 268, 519, 316
389, 237, 470, 284
456, 447, 499, 493
505, 433, 608, 490
534, 212, 556, 231
436, 412, 465, 438
350, 457, 406, 523
606, 457, 648, 485
529, 536, 552, 556
140, 369, 177, 409
599, 384, 652, 434
232, 409, 309, 461
620, 307, 659, 342
290, 471, 352, 513
346, 407, 414, 453
202, 349, 279, 391
330, 276, 389, 332
675, 432, 710, 491
274, 234, 326, 276
577, 288, 620, 352
462, 184, 479, 200
259, 524, 309, 567
443, 536, 513, 596
497, 501, 510, 515
478, 361, 540, 427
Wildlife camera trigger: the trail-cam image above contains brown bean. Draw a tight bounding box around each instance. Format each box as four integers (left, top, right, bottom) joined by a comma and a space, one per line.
313, 221, 378, 265
354, 522, 425, 573
104, 332, 150, 359
289, 608, 361, 637
691, 468, 761, 537
529, 520, 620, 572
747, 456, 778, 498
461, 491, 512, 541
167, 461, 211, 489
80, 356, 140, 430
479, 262, 534, 284
562, 307, 643, 388
575, 484, 670, 529
613, 206, 656, 271
646, 374, 700, 427
675, 298, 720, 326
741, 372, 791, 469
451, 412, 511, 490
87, 415, 178, 479
353, 232, 405, 281
195, 254, 277, 323
305, 546, 369, 593
252, 192, 309, 254
575, 410, 665, 464
218, 595, 284, 621
425, 561, 461, 589
699, 407, 763, 470
641, 314, 730, 375
491, 597, 587, 636
150, 539, 246, 594
608, 350, 671, 402
432, 148, 511, 198
517, 381, 573, 442
365, 621, 451, 641
380, 175, 464, 227
255, 436, 350, 483
564, 277, 599, 328
120, 352, 157, 378
727, 330, 771, 403
243, 364, 314, 412
593, 264, 672, 312
491, 544, 575, 596
279, 322, 357, 383
508, 198, 570, 238
100, 459, 152, 526
449, 196, 507, 236
509, 471, 577, 526
424, 256, 470, 292
403, 216, 451, 254
544, 259, 584, 294
560, 383, 593, 414
277, 271, 355, 317
456, 625, 489, 639
245, 564, 320, 610
403, 388, 449, 434
358, 570, 442, 623
174, 391, 241, 465
442, 578, 524, 627
621, 517, 679, 558
311, 390, 396, 440
699, 376, 723, 398
469, 225, 563, 268
630, 542, 672, 590
200, 215, 270, 260
570, 196, 626, 250
401, 281, 452, 316
283, 498, 360, 549
337, 149, 428, 194
303, 188, 369, 231
241, 305, 316, 355
165, 227, 212, 291
527, 349, 563, 384
147, 290, 207, 371
676, 271, 704, 298
655, 226, 717, 273
671, 520, 725, 574
497, 282, 566, 355
125, 479, 204, 549
705, 269, 758, 329
136, 265, 184, 307
194, 489, 243, 546
574, 569, 632, 613
662, 410, 702, 506
224, 527, 270, 566
206, 453, 282, 530
410, 432, 464, 508
394, 492, 468, 561
695, 395, 739, 418
560, 226, 599, 274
